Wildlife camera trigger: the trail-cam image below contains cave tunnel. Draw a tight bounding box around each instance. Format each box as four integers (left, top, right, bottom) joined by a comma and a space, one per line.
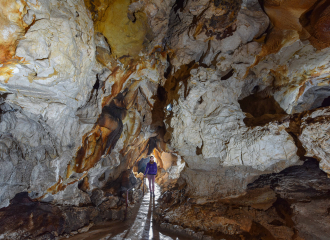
321, 95, 330, 108
2, 0, 330, 239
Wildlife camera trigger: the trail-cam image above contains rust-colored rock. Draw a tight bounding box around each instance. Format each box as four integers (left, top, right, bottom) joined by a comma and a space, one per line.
257, 0, 317, 58
0, 0, 27, 63
303, 0, 330, 49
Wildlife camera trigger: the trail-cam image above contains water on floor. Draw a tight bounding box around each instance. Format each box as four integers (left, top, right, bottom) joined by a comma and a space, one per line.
64, 180, 193, 240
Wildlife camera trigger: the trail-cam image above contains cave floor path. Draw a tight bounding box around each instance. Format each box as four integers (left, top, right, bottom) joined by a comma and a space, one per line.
64, 182, 192, 240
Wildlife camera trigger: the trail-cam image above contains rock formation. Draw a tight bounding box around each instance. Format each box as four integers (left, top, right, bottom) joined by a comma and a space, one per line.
1, 0, 330, 239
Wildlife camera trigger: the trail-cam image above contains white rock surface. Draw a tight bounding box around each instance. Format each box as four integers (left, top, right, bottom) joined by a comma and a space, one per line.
169, 66, 299, 173
0, 0, 330, 212
167, 0, 269, 68
300, 108, 330, 175
0, 0, 102, 208
0, 101, 58, 208
251, 41, 330, 114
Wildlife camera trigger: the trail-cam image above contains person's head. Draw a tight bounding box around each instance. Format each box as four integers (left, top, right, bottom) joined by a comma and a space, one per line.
150, 156, 154, 163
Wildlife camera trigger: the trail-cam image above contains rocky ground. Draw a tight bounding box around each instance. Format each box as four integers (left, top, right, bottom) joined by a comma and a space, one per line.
156, 158, 330, 240
0, 170, 143, 239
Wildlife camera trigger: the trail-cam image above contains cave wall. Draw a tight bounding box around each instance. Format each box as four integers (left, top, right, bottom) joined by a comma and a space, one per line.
164, 0, 330, 200
1, 0, 330, 239
0, 0, 99, 209
0, 0, 171, 209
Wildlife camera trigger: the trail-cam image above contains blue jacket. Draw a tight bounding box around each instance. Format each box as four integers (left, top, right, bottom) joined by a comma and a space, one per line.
144, 162, 157, 175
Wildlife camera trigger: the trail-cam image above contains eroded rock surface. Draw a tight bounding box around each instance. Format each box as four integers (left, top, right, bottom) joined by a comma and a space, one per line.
0, 170, 142, 240
300, 108, 330, 174
1, 0, 330, 239
156, 159, 330, 239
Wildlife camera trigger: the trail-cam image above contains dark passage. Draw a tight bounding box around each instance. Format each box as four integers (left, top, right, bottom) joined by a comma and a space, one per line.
238, 91, 287, 126
321, 95, 330, 108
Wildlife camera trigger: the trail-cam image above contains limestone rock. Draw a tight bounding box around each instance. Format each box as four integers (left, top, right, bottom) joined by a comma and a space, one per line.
157, 159, 330, 239
166, 0, 269, 67
250, 40, 330, 114
0, 192, 98, 240
77, 222, 94, 234
292, 199, 330, 240
168, 66, 299, 197
1, 0, 330, 239
0, 0, 27, 63
90, 189, 107, 206
300, 108, 330, 174
0, 101, 58, 208
99, 196, 119, 210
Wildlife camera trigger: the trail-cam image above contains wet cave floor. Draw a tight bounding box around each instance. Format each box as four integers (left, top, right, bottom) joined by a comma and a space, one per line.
63, 183, 192, 240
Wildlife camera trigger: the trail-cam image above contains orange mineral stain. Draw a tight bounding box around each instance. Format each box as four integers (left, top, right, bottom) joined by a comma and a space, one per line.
0, 0, 27, 63
303, 0, 330, 50
254, 0, 319, 62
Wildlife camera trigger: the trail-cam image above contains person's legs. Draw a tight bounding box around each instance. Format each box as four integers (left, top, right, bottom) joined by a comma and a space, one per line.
151, 175, 155, 193
147, 175, 152, 192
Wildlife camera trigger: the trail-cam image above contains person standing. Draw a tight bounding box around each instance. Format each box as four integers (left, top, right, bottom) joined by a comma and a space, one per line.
144, 156, 157, 196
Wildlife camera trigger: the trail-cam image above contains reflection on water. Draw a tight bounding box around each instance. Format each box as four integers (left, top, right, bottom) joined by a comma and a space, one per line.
64, 180, 191, 240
